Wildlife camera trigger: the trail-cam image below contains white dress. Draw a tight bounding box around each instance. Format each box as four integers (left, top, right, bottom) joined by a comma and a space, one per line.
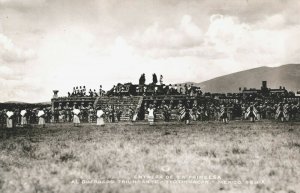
6, 118, 13, 128
148, 108, 154, 125
21, 117, 27, 125
6, 111, 14, 128
73, 115, 80, 124
38, 110, 45, 125
73, 109, 80, 124
148, 108, 154, 117
96, 110, 105, 126
20, 110, 27, 125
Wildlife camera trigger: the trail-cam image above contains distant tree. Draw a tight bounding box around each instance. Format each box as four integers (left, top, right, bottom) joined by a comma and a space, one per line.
139, 73, 146, 85
152, 73, 157, 85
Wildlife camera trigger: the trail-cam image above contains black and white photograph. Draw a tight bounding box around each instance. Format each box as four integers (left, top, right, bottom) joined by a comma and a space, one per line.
0, 0, 299, 192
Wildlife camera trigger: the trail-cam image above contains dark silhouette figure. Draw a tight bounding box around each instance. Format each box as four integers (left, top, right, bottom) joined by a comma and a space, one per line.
139, 73, 146, 85
152, 73, 157, 85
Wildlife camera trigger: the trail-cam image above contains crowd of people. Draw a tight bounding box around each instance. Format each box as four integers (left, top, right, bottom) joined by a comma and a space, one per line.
106, 83, 203, 97
0, 103, 135, 128
0, 107, 50, 128
1, 98, 299, 129
51, 103, 130, 125
104, 73, 202, 97
143, 99, 300, 125
67, 85, 105, 97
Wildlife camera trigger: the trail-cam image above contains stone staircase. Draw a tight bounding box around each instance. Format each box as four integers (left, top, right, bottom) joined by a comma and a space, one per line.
94, 96, 143, 121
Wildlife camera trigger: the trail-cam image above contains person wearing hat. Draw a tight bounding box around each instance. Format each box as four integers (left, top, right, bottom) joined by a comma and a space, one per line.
96, 106, 105, 126
162, 104, 170, 122
87, 102, 94, 123
219, 104, 228, 124
185, 105, 192, 124
245, 102, 257, 122
275, 102, 286, 122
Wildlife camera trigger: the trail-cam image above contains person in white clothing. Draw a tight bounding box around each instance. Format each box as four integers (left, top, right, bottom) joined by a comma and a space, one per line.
147, 105, 155, 126
38, 108, 46, 128
6, 110, 14, 128
20, 109, 27, 127
96, 107, 105, 126
72, 107, 81, 127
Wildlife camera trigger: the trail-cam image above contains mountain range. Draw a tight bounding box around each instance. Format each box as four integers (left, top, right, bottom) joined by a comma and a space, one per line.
192, 64, 300, 93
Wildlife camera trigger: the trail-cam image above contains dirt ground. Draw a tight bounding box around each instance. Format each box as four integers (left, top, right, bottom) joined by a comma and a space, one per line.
0, 121, 299, 193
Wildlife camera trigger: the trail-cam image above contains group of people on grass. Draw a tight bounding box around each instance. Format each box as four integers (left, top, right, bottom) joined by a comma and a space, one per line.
0, 105, 107, 128
0, 99, 299, 128
0, 108, 48, 128
145, 100, 300, 125
52, 103, 130, 124
72, 106, 105, 127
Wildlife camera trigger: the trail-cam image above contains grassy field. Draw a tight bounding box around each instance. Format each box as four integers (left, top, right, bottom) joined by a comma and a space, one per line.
0, 121, 299, 193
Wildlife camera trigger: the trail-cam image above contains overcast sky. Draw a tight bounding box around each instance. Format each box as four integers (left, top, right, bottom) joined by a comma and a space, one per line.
0, 0, 299, 102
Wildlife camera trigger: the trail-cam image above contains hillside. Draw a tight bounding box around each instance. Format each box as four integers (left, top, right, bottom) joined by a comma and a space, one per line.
195, 64, 300, 93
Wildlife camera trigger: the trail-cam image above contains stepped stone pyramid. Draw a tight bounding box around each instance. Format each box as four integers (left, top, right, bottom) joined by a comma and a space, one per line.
94, 96, 143, 121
